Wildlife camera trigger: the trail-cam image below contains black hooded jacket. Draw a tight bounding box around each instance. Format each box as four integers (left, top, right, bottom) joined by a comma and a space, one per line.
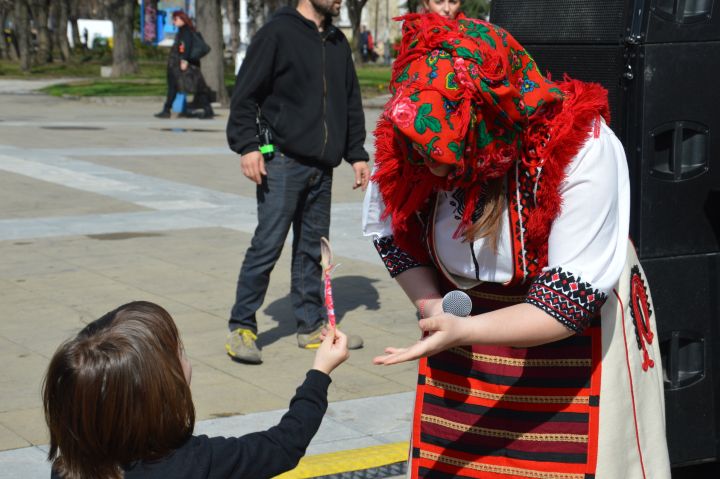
226, 7, 368, 168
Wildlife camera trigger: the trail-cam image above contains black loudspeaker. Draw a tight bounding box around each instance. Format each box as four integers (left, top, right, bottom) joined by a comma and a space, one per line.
491, 0, 720, 468
490, 0, 631, 139
628, 41, 720, 258
643, 254, 720, 466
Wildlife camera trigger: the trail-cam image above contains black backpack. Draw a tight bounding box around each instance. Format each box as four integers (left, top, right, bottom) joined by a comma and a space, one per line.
188, 31, 211, 61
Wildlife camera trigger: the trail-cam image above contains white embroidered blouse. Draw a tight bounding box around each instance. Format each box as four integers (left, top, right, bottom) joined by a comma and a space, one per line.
362, 120, 630, 297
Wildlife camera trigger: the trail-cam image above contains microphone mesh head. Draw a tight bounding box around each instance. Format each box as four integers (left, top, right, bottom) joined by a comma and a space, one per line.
442, 290, 472, 317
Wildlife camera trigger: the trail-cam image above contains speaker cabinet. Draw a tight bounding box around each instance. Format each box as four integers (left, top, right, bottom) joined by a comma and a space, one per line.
643, 253, 720, 466
628, 42, 720, 258
645, 0, 720, 43
519, 45, 627, 138
491, 0, 720, 467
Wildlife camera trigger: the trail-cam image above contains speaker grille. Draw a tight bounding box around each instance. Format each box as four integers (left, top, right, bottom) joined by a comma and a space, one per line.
490, 0, 629, 44
523, 44, 625, 137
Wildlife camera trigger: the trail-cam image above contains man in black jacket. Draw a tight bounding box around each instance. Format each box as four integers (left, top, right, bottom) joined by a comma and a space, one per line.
225, 0, 370, 364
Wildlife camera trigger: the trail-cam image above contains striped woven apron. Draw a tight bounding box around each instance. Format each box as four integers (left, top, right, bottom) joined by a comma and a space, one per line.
410, 203, 602, 479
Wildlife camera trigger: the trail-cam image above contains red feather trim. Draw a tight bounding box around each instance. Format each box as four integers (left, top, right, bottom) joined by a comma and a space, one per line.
524, 78, 611, 253
373, 12, 611, 269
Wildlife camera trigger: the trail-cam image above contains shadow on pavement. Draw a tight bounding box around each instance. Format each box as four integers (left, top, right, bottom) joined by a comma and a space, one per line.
257, 275, 381, 348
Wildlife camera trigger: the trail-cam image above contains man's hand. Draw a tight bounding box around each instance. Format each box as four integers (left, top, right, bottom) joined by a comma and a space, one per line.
241, 151, 267, 184
180, 59, 189, 71
351, 161, 370, 191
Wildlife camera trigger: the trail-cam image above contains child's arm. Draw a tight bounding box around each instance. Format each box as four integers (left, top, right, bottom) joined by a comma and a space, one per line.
206, 329, 349, 478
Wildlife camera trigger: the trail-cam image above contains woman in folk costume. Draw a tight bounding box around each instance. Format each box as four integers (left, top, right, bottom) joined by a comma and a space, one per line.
363, 1, 671, 478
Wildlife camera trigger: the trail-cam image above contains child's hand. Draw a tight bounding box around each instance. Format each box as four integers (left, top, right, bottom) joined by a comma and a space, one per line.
312, 328, 350, 375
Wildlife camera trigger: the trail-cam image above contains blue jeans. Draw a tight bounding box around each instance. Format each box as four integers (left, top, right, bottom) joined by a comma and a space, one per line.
229, 152, 332, 334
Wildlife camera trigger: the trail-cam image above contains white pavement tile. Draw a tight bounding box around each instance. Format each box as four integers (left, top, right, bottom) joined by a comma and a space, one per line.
0, 446, 51, 478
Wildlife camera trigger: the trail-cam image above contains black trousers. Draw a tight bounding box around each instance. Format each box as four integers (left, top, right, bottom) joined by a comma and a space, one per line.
162, 69, 178, 111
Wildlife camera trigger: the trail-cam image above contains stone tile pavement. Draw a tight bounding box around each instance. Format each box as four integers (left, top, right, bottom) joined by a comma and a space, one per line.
0, 85, 414, 477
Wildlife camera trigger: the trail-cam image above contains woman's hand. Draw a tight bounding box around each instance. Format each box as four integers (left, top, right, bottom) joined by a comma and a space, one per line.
373, 314, 469, 365
180, 59, 189, 71
420, 298, 444, 318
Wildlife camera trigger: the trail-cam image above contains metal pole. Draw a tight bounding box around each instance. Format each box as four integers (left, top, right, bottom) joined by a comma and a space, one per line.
235, 0, 250, 74
240, 0, 248, 46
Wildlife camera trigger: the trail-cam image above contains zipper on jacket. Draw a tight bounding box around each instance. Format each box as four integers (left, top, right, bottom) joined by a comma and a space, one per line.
319, 35, 329, 159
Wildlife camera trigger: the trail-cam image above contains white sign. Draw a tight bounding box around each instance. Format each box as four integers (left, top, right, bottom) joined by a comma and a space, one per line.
67, 19, 114, 49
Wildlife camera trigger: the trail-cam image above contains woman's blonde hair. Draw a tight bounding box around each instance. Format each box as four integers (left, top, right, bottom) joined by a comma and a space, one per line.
464, 177, 505, 250
43, 301, 194, 479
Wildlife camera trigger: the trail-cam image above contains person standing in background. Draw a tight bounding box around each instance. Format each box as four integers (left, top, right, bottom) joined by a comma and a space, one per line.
225, 0, 370, 364
154, 10, 214, 119
359, 24, 370, 62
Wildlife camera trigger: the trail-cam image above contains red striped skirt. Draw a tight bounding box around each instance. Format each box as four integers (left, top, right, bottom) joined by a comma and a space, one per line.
410, 280, 602, 479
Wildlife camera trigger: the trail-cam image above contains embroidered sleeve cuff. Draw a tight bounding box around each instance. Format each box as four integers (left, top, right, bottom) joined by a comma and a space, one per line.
525, 267, 608, 334
373, 236, 425, 278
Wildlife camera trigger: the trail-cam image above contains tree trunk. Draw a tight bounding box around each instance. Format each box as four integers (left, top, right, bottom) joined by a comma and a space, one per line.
0, 7, 8, 60
251, 0, 292, 31
346, 0, 368, 66
196, 0, 229, 106
15, 0, 32, 70
48, 0, 58, 60
2, 0, 20, 61
108, 0, 137, 76
247, 0, 265, 36
69, 17, 81, 49
55, 0, 72, 60
28, 0, 52, 63
226, 0, 239, 60
68, 0, 82, 49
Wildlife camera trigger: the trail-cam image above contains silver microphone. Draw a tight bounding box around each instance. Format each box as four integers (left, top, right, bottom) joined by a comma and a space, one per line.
442, 290, 472, 317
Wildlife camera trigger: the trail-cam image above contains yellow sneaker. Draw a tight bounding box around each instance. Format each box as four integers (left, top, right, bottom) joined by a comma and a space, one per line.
225, 328, 262, 364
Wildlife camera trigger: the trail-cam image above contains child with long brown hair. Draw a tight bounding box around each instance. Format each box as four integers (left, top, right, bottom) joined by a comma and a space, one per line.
43, 301, 349, 478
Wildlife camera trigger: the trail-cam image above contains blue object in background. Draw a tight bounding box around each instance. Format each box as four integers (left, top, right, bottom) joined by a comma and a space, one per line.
171, 93, 186, 114
164, 8, 181, 34
156, 11, 167, 43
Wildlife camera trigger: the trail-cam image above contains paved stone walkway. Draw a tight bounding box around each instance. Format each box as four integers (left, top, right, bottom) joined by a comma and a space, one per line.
0, 85, 414, 477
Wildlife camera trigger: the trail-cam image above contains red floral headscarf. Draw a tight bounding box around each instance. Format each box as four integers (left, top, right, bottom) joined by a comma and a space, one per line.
373, 13, 581, 258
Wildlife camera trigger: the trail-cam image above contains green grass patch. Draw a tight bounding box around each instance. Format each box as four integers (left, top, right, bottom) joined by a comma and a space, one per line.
42, 79, 166, 97
42, 74, 237, 98
0, 59, 103, 78
5, 59, 391, 99
356, 65, 391, 96
0, 58, 168, 80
